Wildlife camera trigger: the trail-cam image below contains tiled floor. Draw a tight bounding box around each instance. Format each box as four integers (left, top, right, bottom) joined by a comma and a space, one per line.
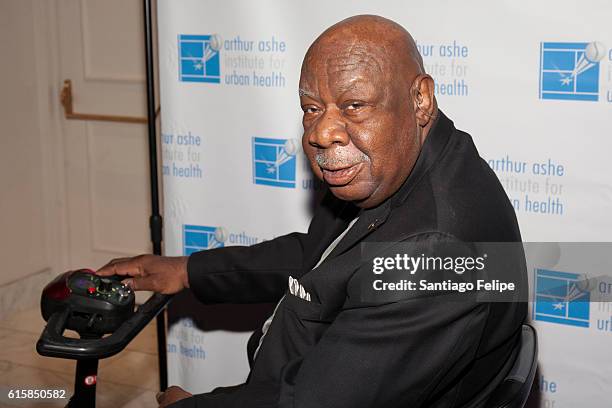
0, 308, 160, 407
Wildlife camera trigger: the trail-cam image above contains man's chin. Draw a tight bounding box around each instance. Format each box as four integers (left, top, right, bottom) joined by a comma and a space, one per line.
328, 184, 371, 204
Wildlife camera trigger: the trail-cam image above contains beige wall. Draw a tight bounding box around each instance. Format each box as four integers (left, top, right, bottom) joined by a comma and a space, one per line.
0, 0, 151, 318
0, 0, 66, 317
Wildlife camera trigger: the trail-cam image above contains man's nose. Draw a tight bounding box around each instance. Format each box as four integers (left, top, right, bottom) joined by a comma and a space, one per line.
308, 107, 349, 149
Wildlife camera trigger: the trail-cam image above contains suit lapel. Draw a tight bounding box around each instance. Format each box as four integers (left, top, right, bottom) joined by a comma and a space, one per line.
303, 195, 360, 271
326, 200, 391, 260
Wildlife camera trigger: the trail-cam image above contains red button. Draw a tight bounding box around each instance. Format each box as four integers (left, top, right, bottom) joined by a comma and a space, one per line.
87, 287, 96, 294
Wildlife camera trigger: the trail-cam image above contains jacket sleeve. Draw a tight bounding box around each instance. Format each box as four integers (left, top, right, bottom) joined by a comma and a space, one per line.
186, 190, 351, 305
187, 230, 310, 304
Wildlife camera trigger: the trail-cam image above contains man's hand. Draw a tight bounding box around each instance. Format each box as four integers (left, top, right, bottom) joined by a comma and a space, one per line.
96, 255, 189, 294
157, 386, 192, 407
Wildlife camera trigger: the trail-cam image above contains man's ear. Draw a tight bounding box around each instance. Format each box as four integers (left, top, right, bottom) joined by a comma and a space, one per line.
411, 74, 435, 127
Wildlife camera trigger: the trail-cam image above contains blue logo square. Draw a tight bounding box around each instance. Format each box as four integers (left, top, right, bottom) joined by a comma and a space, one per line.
539, 42, 599, 101
178, 35, 221, 83
534, 269, 590, 328
183, 225, 224, 255
252, 137, 296, 188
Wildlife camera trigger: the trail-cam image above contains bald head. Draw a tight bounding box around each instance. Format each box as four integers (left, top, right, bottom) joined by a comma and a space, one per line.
299, 15, 437, 208
301, 15, 426, 96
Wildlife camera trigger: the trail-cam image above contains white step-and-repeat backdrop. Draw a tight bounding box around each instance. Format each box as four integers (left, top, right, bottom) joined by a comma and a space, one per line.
157, 1, 612, 406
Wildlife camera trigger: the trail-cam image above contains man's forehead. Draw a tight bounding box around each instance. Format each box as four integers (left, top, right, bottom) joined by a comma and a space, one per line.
300, 42, 387, 93
325, 46, 384, 76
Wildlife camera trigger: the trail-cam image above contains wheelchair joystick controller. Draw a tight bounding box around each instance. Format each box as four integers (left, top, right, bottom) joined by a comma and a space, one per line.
37, 269, 172, 407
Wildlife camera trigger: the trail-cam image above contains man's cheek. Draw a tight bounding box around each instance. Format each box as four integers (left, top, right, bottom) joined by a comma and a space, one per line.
301, 134, 312, 153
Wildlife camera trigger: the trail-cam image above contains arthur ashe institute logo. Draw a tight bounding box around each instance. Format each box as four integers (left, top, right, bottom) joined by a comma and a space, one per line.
252, 137, 299, 188
183, 225, 228, 255
534, 269, 590, 328
178, 34, 222, 83
539, 41, 605, 101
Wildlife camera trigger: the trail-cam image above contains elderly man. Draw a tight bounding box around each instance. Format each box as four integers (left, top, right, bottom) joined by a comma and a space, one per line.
99, 15, 526, 408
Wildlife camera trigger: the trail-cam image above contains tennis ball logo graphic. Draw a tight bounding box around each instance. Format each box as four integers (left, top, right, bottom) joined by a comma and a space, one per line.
585, 41, 605, 63
575, 273, 591, 293
283, 139, 300, 156
209, 34, 223, 52
214, 227, 228, 244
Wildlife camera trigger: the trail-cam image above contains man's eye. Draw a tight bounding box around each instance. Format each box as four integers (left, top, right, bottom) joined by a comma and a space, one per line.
345, 102, 364, 111
302, 106, 319, 114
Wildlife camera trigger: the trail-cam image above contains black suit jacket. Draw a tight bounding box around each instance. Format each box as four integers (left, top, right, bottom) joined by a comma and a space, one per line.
171, 112, 527, 408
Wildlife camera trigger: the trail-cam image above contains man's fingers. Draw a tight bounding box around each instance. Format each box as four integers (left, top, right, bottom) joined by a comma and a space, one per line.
97, 257, 133, 275
96, 254, 180, 294
97, 257, 144, 277
97, 258, 127, 276
108, 257, 132, 265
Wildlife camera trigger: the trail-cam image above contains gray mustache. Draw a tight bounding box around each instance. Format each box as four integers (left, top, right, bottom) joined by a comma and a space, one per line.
315, 150, 369, 168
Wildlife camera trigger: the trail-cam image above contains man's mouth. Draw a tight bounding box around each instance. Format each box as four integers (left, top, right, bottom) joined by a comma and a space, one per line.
321, 163, 363, 186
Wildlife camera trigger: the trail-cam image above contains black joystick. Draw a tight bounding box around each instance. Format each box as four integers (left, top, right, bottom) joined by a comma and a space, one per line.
98, 278, 113, 293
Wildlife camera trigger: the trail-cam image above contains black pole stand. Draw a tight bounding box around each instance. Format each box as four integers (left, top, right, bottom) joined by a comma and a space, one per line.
67, 334, 101, 407
143, 0, 168, 391
67, 359, 98, 407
